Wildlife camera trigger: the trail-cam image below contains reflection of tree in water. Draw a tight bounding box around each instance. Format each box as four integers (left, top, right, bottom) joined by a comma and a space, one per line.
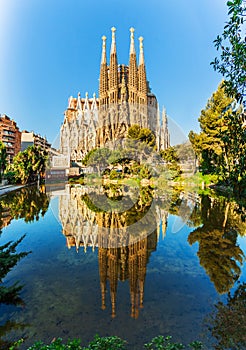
0, 185, 50, 225
208, 282, 246, 350
0, 236, 30, 349
188, 195, 245, 294
83, 184, 153, 217
79, 185, 155, 246
0, 321, 27, 350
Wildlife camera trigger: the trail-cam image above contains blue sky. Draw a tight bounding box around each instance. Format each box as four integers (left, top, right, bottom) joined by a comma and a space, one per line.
0, 0, 228, 145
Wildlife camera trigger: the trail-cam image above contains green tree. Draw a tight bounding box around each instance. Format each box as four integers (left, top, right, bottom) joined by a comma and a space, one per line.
211, 0, 246, 105
160, 146, 182, 179
220, 109, 246, 196
84, 148, 111, 174
0, 141, 7, 182
174, 141, 195, 164
28, 146, 47, 180
9, 146, 48, 184
189, 82, 235, 175
125, 125, 155, 166
82, 148, 98, 166
127, 124, 156, 148
210, 0, 246, 194
189, 82, 246, 194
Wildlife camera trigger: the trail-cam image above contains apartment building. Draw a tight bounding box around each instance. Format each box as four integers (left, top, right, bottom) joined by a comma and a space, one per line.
0, 114, 21, 162
21, 130, 51, 152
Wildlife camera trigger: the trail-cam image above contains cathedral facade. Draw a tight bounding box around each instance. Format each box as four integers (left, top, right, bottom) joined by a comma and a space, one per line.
60, 27, 170, 162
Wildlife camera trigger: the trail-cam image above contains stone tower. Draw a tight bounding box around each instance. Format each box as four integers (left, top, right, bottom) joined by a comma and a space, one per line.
97, 27, 153, 148
60, 27, 170, 162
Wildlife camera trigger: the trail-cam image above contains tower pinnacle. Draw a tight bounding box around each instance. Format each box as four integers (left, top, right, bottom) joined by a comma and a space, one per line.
101, 35, 107, 64
128, 27, 138, 102
110, 27, 116, 54
109, 26, 118, 100
139, 36, 145, 65
129, 27, 135, 54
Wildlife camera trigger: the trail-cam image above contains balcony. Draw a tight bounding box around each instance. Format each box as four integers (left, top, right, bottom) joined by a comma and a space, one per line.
2, 128, 15, 135
2, 136, 15, 142
4, 142, 14, 148
3, 130, 15, 136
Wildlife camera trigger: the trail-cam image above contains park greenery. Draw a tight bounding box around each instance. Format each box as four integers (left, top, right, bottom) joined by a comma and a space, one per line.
9, 335, 203, 350
8, 146, 48, 185
202, 0, 246, 196
189, 81, 246, 197
82, 125, 182, 184
211, 0, 246, 105
0, 145, 48, 185
188, 0, 246, 197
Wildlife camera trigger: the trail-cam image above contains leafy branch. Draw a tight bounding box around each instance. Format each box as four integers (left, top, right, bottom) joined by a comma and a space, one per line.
211, 0, 246, 104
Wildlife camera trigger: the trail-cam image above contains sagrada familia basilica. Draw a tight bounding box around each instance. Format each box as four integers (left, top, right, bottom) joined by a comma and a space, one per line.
60, 27, 170, 162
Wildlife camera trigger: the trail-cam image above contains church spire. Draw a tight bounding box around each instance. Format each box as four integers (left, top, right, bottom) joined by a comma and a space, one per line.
139, 36, 145, 65
138, 36, 147, 100
160, 107, 170, 150
110, 26, 116, 54
109, 26, 118, 103
129, 27, 135, 54
101, 35, 107, 64
99, 35, 108, 106
128, 27, 138, 104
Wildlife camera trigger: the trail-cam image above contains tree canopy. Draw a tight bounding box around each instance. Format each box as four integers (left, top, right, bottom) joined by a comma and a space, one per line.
127, 124, 156, 148
211, 0, 246, 105
8, 146, 48, 184
189, 82, 235, 174
189, 82, 246, 195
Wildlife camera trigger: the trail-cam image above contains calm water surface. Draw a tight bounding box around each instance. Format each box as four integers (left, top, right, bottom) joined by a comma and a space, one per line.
0, 185, 245, 349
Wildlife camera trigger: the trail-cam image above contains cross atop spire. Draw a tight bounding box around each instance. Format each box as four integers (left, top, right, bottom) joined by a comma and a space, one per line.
110, 27, 116, 54
129, 27, 135, 55
139, 36, 145, 65
101, 35, 107, 64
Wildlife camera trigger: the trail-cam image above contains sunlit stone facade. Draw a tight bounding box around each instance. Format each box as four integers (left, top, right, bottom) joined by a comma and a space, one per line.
60, 27, 170, 162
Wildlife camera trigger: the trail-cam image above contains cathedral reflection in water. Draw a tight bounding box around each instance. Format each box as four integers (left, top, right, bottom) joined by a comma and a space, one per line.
58, 185, 168, 318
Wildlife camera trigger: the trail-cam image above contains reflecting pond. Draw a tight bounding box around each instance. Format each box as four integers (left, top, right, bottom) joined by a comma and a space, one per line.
0, 184, 245, 349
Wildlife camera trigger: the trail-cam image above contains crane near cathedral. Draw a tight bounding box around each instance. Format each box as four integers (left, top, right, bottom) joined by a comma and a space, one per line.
60, 27, 170, 164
